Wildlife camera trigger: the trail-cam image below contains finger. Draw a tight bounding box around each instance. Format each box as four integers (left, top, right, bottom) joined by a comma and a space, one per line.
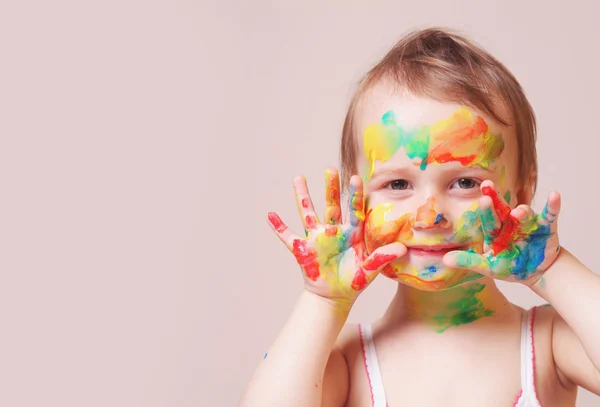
363, 242, 407, 272
267, 212, 298, 250
352, 242, 406, 291
481, 180, 511, 222
293, 175, 321, 230
540, 191, 561, 225
511, 204, 536, 232
348, 175, 365, 227
511, 204, 534, 221
443, 250, 491, 275
479, 195, 501, 235
324, 167, 342, 225
444, 250, 512, 278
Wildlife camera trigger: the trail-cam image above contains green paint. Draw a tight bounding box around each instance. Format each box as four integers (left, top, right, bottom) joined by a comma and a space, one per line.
363, 108, 504, 179
480, 206, 497, 238
446, 271, 483, 288
503, 190, 512, 204
452, 208, 481, 243
433, 283, 495, 333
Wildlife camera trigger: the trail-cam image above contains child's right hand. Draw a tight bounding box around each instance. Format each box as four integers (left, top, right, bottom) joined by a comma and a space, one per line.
267, 167, 407, 310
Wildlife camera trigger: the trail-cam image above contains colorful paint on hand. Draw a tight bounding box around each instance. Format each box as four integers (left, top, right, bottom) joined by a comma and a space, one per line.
452, 186, 558, 280
268, 169, 406, 307
363, 107, 504, 179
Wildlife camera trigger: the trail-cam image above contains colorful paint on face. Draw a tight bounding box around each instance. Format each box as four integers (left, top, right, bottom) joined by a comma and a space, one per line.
503, 190, 512, 205
431, 283, 495, 332
453, 186, 554, 280
363, 107, 504, 180
364, 201, 484, 290
364, 202, 414, 250
414, 196, 449, 229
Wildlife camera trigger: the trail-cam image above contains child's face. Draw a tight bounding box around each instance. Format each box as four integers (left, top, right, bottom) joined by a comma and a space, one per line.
355, 84, 522, 291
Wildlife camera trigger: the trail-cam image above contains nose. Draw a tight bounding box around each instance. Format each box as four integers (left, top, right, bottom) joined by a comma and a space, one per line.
413, 196, 452, 230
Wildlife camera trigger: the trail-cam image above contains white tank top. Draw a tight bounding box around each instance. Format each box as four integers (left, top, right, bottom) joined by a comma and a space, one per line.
358, 307, 541, 407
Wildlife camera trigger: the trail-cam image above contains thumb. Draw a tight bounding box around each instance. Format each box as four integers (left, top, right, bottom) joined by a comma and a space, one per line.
363, 242, 407, 272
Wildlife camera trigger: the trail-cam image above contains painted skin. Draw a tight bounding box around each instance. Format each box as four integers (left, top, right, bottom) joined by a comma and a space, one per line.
267, 168, 407, 310
362, 107, 506, 291
444, 180, 561, 285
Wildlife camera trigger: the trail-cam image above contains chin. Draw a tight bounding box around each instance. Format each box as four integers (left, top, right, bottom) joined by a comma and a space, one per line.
381, 257, 482, 291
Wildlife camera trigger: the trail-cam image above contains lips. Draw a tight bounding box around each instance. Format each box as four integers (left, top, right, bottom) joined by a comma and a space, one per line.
407, 244, 467, 256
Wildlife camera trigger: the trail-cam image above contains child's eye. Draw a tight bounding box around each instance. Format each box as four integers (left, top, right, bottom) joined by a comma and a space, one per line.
385, 179, 412, 190
451, 178, 480, 189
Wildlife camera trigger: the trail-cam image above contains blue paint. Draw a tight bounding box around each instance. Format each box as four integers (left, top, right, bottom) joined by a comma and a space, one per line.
419, 265, 438, 278
541, 202, 556, 223
263, 352, 268, 360
434, 213, 445, 225
509, 223, 552, 280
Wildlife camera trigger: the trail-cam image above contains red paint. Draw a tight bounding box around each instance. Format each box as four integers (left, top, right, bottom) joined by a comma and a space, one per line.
267, 212, 287, 233
351, 268, 368, 290
346, 228, 363, 247
292, 239, 320, 280
381, 264, 396, 279
428, 152, 476, 167
364, 253, 397, 271
305, 215, 317, 229
426, 116, 496, 167
326, 185, 340, 205
482, 185, 519, 254
301, 198, 310, 209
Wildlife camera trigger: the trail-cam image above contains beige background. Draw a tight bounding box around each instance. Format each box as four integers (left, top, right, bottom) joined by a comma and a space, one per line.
1, 1, 599, 406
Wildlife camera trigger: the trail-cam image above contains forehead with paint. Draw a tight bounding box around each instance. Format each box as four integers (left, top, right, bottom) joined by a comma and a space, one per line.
353, 83, 520, 291
355, 84, 519, 189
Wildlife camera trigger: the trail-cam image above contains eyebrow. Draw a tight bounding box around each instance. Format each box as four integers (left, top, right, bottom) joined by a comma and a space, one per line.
368, 163, 494, 182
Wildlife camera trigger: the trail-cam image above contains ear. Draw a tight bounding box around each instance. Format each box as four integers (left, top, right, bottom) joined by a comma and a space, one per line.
515, 171, 536, 206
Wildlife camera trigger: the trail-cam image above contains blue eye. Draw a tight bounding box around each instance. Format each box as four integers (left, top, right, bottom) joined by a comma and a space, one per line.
386, 180, 411, 190
452, 178, 479, 189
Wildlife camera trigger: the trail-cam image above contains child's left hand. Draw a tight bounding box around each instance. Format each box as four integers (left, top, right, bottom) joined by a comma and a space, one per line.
443, 180, 561, 286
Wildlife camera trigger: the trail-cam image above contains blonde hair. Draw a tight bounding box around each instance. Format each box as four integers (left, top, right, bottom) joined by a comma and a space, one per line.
340, 28, 537, 194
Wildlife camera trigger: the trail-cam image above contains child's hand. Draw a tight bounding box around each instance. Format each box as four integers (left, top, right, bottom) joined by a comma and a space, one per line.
443, 180, 561, 286
267, 168, 407, 309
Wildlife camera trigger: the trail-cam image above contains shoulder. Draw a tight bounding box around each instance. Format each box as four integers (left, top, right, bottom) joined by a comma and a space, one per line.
528, 304, 580, 402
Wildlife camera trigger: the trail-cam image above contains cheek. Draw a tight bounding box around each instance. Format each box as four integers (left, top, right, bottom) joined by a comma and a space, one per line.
364, 201, 414, 252
452, 202, 483, 241
366, 192, 411, 218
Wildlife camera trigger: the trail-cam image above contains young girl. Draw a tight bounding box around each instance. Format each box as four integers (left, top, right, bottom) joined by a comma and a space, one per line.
240, 28, 600, 406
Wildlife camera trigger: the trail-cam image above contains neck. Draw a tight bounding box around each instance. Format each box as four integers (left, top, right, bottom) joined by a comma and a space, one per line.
382, 277, 515, 333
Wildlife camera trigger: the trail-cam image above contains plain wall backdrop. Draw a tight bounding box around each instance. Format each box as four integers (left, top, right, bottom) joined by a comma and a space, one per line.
1, 1, 599, 406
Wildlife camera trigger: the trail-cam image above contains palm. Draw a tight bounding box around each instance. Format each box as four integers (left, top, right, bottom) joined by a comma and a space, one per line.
295, 223, 367, 300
